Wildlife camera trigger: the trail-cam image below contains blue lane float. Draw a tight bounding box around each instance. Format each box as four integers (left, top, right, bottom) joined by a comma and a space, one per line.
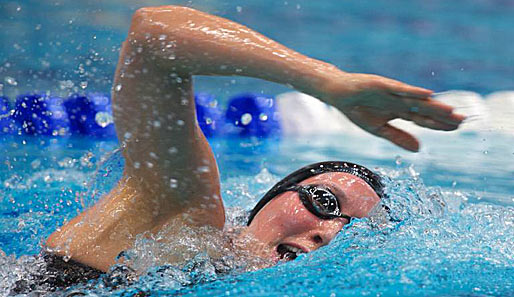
64, 93, 116, 138
225, 93, 280, 137
194, 92, 224, 137
13, 94, 70, 136
0, 91, 282, 138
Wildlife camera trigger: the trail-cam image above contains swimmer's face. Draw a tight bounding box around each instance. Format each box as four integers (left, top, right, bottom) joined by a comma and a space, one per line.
244, 172, 380, 263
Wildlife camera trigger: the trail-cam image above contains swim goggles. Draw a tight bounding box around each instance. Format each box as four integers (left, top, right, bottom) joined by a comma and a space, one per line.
281, 184, 352, 221
247, 161, 385, 225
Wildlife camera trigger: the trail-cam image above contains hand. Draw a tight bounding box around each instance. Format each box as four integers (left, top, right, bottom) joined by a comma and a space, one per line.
318, 73, 465, 152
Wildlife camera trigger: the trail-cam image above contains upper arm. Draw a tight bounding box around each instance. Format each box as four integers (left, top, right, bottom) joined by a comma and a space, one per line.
111, 8, 225, 228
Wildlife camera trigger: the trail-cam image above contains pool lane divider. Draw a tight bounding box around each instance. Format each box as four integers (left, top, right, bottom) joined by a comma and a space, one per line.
0, 92, 281, 138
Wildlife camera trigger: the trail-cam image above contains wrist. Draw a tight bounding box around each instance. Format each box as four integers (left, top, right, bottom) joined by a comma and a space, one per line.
300, 65, 352, 105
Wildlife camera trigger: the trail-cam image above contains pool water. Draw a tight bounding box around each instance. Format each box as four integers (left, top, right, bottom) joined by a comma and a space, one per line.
1, 132, 513, 296
1, 0, 514, 296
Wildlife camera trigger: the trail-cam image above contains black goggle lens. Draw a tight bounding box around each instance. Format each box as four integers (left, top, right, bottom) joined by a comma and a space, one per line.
308, 187, 340, 215
298, 185, 348, 219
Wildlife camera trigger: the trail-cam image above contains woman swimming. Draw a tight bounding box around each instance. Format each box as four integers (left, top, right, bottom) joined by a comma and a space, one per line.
44, 5, 464, 274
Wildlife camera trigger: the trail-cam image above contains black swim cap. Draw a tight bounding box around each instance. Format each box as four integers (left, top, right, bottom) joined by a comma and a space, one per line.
247, 161, 385, 225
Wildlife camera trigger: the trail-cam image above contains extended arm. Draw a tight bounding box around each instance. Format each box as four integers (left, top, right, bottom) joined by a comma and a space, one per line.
46, 5, 464, 272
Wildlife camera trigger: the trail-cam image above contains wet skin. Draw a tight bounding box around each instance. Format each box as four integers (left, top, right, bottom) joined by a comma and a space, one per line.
45, 6, 464, 272
242, 172, 380, 262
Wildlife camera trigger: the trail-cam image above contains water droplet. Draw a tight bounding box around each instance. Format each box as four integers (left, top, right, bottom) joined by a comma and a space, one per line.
114, 84, 122, 92
146, 162, 154, 168
176, 119, 185, 126
241, 113, 252, 125
149, 152, 158, 159
153, 121, 161, 128
259, 113, 268, 121
79, 81, 88, 89
169, 178, 178, 188
197, 166, 210, 173
95, 112, 113, 128
133, 162, 140, 169
168, 147, 178, 154
205, 117, 213, 125
158, 34, 167, 40
5, 76, 17, 86
236, 6, 243, 12
124, 132, 132, 139
31, 159, 41, 169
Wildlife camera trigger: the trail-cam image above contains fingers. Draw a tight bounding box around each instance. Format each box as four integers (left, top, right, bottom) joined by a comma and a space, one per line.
395, 97, 466, 124
400, 112, 460, 131
372, 124, 420, 152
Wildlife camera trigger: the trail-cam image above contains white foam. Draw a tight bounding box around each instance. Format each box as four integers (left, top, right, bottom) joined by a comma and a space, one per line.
276, 92, 362, 136
276, 90, 514, 136
484, 91, 514, 132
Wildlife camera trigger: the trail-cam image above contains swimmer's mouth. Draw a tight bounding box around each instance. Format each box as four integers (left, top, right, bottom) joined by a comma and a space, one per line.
276, 244, 307, 261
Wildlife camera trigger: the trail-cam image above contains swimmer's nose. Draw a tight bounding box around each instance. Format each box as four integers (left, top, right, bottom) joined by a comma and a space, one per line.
310, 220, 343, 248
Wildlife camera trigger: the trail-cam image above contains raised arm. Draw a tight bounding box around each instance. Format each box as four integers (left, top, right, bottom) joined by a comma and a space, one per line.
46, 5, 464, 272
128, 6, 463, 150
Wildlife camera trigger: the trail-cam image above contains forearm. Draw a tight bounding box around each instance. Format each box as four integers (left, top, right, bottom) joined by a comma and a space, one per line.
127, 5, 338, 96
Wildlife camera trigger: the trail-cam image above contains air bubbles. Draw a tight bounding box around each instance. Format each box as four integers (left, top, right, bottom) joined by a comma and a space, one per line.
259, 113, 268, 121
79, 81, 88, 89
169, 178, 178, 188
176, 119, 185, 126
236, 6, 243, 13
168, 147, 178, 154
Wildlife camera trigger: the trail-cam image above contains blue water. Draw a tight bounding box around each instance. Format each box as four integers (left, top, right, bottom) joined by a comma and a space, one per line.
1, 133, 513, 296
1, 0, 514, 296
1, 0, 513, 98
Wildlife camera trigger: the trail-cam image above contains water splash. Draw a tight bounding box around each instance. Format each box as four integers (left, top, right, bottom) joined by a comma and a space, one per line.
0, 150, 512, 296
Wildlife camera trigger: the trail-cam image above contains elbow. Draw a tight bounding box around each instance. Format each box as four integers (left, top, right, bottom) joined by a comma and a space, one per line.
129, 6, 196, 42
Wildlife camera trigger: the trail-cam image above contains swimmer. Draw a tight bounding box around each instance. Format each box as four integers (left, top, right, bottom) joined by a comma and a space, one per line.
44, 6, 464, 276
